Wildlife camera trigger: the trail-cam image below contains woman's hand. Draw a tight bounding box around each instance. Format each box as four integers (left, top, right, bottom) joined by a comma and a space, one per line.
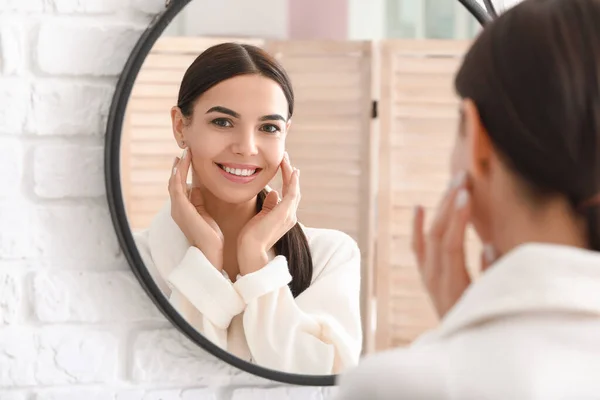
412, 171, 480, 318
237, 152, 301, 275
169, 148, 224, 270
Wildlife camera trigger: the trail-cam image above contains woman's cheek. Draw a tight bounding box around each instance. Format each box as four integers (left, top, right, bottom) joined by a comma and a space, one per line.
449, 144, 462, 177
189, 132, 223, 159
267, 139, 285, 167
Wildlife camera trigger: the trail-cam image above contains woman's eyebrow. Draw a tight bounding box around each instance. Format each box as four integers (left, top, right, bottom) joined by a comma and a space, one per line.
205, 107, 284, 122
206, 106, 240, 118
259, 114, 286, 122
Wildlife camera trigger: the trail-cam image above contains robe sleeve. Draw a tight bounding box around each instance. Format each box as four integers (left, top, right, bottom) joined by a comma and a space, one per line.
133, 230, 245, 350
233, 231, 363, 374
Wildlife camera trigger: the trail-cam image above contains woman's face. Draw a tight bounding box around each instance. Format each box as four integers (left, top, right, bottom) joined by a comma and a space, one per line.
172, 74, 290, 204
450, 99, 494, 243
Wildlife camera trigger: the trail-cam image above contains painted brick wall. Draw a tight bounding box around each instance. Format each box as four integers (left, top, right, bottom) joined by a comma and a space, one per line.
0, 0, 335, 398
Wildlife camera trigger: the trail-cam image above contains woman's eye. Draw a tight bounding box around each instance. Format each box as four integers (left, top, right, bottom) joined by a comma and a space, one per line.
212, 118, 232, 128
261, 124, 280, 134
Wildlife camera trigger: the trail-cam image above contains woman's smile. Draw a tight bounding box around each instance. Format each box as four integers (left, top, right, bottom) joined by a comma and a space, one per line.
215, 162, 262, 184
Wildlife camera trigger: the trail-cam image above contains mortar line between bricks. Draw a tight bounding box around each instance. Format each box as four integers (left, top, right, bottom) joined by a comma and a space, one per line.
1, 75, 119, 85
14, 135, 105, 146
0, 321, 172, 330
0, 382, 227, 391
23, 195, 109, 206
2, 12, 155, 26
0, 265, 132, 273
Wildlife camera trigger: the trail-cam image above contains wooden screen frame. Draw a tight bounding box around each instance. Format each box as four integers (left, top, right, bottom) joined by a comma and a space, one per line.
374, 39, 476, 351
120, 36, 379, 356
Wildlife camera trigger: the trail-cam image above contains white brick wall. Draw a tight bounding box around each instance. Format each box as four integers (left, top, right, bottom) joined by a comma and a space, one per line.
0, 1, 335, 399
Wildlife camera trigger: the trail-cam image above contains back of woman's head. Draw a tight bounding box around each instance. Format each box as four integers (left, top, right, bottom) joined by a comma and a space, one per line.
455, 0, 600, 251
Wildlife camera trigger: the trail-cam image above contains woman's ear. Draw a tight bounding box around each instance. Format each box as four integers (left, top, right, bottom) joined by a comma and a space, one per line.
171, 106, 186, 149
463, 99, 493, 180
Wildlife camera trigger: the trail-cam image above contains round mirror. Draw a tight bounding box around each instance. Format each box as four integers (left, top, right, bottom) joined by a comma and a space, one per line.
105, 0, 493, 386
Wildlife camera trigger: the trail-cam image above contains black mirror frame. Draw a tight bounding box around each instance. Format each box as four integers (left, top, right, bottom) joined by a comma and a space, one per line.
104, 0, 495, 387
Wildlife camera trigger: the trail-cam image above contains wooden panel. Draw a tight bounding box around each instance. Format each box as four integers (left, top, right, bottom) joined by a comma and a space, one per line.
264, 41, 377, 355
120, 37, 377, 353
122, 36, 487, 355
261, 40, 373, 240
149, 36, 266, 53
375, 39, 481, 351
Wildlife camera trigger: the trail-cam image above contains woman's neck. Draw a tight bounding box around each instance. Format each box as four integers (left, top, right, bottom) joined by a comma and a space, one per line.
195, 187, 257, 241
491, 196, 589, 261
190, 177, 258, 280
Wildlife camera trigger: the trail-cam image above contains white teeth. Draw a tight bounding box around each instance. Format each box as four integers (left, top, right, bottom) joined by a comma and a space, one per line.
221, 165, 256, 177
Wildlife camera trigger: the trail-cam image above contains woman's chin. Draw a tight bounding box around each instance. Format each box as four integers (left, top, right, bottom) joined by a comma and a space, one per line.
211, 187, 263, 206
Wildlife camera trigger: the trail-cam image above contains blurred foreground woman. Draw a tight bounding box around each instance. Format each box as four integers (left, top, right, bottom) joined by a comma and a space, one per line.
336, 0, 600, 398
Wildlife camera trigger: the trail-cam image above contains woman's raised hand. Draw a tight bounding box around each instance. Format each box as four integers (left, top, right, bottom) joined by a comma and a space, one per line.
237, 152, 301, 275
411, 171, 474, 318
169, 148, 224, 270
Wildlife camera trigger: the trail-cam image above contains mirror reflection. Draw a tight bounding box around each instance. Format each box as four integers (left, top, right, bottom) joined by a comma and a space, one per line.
120, 0, 482, 375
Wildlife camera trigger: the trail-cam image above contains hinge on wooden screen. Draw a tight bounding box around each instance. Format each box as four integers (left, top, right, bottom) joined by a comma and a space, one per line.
371, 100, 378, 119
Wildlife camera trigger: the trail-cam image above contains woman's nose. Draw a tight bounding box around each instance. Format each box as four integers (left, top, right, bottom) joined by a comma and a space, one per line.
232, 130, 258, 156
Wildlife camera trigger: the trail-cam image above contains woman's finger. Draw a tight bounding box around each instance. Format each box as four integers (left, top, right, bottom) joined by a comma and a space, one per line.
189, 187, 204, 209
292, 168, 301, 209
179, 148, 191, 193
264, 169, 299, 225
286, 168, 300, 208
169, 156, 182, 197
429, 171, 467, 241
171, 156, 179, 177
441, 188, 471, 283
249, 171, 299, 250
262, 190, 280, 212
281, 152, 293, 198
411, 205, 426, 268
481, 244, 497, 272
421, 172, 467, 288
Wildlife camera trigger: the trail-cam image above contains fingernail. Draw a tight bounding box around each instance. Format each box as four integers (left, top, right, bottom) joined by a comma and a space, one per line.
448, 171, 467, 190
296, 168, 300, 178
454, 188, 469, 209
483, 244, 496, 264
284, 151, 290, 163
172, 167, 177, 176
181, 148, 188, 159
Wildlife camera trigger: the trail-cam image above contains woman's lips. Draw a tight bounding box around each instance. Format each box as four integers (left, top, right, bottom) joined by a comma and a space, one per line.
215, 162, 261, 184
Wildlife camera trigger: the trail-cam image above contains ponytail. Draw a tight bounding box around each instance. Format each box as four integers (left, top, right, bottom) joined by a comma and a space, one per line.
581, 204, 600, 252
588, 207, 600, 251
256, 189, 313, 297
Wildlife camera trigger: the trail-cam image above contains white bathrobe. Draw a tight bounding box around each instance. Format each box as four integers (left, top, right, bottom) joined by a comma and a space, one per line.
134, 200, 363, 375
334, 243, 600, 399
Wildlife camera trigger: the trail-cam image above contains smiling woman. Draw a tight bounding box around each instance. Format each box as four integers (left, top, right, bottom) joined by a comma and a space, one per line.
106, 0, 493, 388
131, 42, 364, 375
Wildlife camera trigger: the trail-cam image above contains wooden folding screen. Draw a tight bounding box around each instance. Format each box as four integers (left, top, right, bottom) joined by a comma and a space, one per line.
121, 36, 485, 354
374, 40, 481, 351
264, 41, 377, 354
120, 37, 377, 352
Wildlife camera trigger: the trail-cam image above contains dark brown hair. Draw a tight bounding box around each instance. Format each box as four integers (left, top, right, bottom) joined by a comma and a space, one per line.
455, 0, 600, 251
176, 42, 313, 296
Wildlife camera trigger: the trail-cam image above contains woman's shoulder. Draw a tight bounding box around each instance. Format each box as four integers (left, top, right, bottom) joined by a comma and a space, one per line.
335, 345, 448, 400
299, 225, 361, 276
301, 225, 358, 249
132, 227, 150, 242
